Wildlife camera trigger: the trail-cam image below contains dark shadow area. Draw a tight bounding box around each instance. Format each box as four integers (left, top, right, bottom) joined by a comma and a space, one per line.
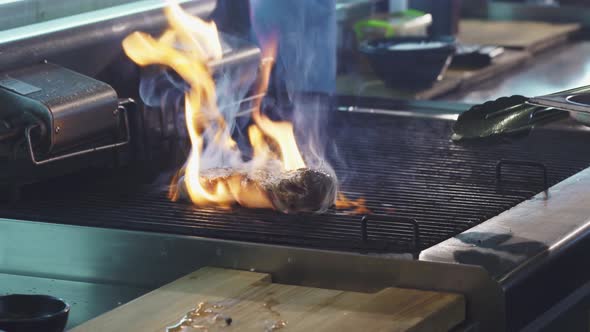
454, 232, 549, 278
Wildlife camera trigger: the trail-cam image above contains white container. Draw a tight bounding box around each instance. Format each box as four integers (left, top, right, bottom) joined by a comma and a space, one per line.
354, 11, 433, 43
387, 12, 432, 37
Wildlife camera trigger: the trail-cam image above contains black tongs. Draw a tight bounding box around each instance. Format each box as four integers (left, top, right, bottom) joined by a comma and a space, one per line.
452, 95, 568, 143
452, 85, 590, 143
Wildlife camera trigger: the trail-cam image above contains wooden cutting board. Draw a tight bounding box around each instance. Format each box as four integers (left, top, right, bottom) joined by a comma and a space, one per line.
459, 20, 580, 54
446, 49, 531, 89
71, 267, 465, 332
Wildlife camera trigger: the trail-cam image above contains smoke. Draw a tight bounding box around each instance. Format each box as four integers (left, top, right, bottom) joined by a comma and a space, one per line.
200, 33, 260, 169
249, 0, 336, 95
138, 31, 261, 170
138, 1, 340, 209
249, 0, 339, 176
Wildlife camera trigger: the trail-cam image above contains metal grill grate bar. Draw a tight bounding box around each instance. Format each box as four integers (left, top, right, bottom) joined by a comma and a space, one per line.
2, 110, 590, 253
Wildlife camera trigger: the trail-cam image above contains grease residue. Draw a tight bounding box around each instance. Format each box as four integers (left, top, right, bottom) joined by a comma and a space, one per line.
262, 298, 287, 331
267, 319, 287, 331
166, 298, 287, 332
166, 302, 231, 332
262, 298, 281, 317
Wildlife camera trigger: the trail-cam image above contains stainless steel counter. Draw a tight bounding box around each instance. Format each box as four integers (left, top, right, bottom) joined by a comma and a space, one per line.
442, 41, 590, 103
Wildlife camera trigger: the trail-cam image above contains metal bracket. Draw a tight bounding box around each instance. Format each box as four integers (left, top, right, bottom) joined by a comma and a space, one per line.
361, 215, 421, 258
496, 159, 549, 193
25, 99, 132, 165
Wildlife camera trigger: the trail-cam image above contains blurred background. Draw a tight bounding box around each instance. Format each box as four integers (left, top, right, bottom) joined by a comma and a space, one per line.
1, 0, 590, 105
334, 0, 590, 104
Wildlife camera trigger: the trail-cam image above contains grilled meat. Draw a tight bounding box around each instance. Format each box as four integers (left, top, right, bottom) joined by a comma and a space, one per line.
176, 167, 337, 214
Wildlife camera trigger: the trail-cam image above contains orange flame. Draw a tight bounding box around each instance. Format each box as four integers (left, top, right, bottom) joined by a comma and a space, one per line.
335, 193, 372, 215
123, 1, 306, 209
249, 36, 306, 171
123, 2, 366, 214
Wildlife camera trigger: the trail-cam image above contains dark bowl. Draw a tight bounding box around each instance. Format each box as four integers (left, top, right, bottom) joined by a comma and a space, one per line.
0, 295, 70, 332
359, 36, 456, 88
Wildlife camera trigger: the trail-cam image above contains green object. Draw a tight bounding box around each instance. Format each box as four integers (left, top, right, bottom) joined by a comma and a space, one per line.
353, 9, 429, 42
451, 95, 568, 142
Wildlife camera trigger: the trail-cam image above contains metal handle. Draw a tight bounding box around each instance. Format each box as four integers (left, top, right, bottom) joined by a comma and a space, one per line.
496, 159, 549, 193
361, 215, 421, 258
25, 101, 131, 165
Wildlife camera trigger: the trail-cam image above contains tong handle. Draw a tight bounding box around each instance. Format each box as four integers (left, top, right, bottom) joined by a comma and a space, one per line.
528, 85, 590, 114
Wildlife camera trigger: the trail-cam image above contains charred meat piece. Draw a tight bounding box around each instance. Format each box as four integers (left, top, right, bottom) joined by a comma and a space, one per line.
260, 168, 337, 214
177, 167, 337, 214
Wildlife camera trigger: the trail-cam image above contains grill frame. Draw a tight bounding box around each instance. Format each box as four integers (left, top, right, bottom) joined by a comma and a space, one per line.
4, 97, 590, 332
3, 100, 590, 256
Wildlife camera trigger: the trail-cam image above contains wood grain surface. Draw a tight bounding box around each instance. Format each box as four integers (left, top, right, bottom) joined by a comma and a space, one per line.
71, 267, 465, 332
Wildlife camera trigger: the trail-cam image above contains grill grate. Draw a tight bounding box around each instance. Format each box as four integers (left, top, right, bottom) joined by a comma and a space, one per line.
2, 110, 590, 254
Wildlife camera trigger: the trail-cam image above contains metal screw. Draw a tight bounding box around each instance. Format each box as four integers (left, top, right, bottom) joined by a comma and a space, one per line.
55, 126, 61, 134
